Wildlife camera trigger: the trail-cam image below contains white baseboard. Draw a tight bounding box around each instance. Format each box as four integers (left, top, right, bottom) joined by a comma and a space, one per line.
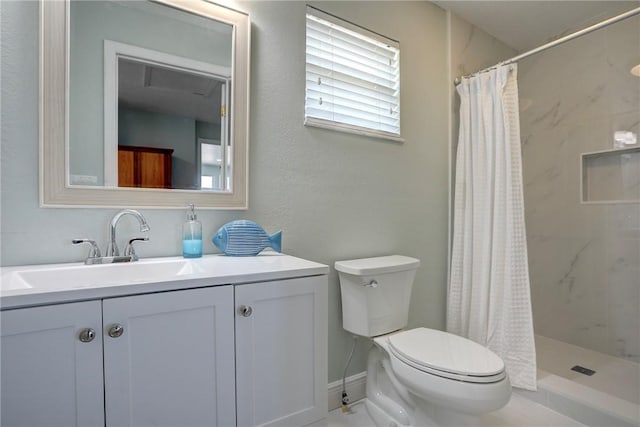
327, 371, 367, 411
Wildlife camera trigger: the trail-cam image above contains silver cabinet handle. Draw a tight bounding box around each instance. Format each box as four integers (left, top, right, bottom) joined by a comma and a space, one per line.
238, 305, 253, 317
78, 328, 96, 343
108, 324, 124, 338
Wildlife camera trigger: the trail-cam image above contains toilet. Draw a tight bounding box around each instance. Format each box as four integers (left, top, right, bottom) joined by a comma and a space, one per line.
335, 255, 511, 427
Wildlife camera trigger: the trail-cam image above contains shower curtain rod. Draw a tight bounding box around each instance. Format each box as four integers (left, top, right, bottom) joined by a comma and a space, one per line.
453, 6, 640, 85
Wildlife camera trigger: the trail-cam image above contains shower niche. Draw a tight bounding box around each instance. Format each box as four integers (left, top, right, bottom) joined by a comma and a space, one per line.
581, 146, 640, 203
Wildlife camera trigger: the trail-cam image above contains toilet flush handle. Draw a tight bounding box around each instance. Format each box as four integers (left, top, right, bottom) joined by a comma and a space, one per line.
364, 279, 378, 288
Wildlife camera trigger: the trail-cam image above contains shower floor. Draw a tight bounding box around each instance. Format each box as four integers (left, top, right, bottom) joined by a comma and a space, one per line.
518, 335, 640, 426
536, 335, 639, 404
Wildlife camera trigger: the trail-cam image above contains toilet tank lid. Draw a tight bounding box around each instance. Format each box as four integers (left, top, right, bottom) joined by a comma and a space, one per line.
335, 255, 420, 276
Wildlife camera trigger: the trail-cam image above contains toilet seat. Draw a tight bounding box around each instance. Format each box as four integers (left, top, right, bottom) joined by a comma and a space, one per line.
387, 328, 506, 384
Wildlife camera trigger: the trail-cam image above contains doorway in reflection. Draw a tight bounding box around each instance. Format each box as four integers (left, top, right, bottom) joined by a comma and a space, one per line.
199, 140, 231, 191
117, 58, 230, 190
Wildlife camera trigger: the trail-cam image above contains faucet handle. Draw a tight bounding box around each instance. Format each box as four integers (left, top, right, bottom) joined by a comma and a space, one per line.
124, 237, 149, 261
72, 239, 102, 259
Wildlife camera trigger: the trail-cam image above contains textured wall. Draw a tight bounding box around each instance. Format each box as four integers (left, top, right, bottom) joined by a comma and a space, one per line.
519, 15, 640, 362
1, 1, 449, 382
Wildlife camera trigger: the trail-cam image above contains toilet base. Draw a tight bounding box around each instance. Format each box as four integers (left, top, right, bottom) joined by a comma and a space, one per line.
364, 343, 500, 427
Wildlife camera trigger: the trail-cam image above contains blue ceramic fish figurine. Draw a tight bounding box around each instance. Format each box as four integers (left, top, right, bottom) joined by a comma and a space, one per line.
212, 220, 282, 256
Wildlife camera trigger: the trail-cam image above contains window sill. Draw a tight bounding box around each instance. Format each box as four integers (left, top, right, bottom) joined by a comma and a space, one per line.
304, 118, 404, 143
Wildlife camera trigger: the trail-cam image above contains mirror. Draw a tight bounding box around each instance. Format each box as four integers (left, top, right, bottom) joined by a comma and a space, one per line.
41, 0, 249, 208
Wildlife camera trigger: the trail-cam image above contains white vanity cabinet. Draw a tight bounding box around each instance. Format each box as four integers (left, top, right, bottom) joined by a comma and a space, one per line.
235, 276, 328, 427
0, 257, 328, 427
0, 300, 105, 427
1, 286, 235, 427
102, 286, 236, 427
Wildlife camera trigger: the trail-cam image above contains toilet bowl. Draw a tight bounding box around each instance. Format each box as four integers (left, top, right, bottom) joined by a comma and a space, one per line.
335, 256, 511, 426
380, 328, 511, 414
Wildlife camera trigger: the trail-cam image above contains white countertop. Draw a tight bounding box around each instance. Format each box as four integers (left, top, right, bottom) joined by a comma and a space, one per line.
0, 253, 329, 310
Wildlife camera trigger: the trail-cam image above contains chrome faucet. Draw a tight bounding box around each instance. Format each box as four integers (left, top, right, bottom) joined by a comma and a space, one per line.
72, 239, 102, 259
105, 209, 150, 257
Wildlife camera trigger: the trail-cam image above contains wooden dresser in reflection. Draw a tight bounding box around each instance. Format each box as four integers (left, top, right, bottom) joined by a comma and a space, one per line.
118, 145, 174, 189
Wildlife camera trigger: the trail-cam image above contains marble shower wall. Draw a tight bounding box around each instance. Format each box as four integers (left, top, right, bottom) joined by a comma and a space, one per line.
519, 15, 640, 362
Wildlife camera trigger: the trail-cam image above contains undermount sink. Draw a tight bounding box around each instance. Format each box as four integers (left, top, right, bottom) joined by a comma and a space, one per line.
1, 259, 194, 292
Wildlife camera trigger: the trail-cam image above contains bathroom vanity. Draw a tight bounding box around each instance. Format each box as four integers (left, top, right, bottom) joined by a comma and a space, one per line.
0, 254, 328, 427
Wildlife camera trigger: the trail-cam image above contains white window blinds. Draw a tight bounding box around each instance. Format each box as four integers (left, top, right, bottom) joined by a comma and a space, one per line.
305, 7, 401, 141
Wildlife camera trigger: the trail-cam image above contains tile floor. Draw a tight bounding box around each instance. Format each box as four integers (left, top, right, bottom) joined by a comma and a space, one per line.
327, 394, 586, 427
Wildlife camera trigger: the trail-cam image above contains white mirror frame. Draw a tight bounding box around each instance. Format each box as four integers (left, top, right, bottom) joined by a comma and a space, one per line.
40, 0, 250, 209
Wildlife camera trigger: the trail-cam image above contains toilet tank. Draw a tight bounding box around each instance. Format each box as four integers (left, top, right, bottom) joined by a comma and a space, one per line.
335, 255, 420, 337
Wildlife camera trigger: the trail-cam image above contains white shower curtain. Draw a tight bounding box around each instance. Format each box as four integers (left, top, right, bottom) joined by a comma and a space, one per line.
447, 64, 537, 391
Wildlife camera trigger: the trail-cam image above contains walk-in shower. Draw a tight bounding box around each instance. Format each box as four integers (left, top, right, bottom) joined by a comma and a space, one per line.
518, 10, 639, 426
451, 6, 640, 426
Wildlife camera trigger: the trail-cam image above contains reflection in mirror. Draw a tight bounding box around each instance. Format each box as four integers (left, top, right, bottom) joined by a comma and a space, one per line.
69, 0, 233, 192
117, 58, 231, 191
199, 139, 231, 190
40, 0, 249, 208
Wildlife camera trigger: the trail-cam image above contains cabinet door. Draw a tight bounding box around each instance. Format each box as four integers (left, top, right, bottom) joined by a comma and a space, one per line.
139, 151, 171, 188
0, 301, 104, 427
102, 286, 235, 427
117, 147, 173, 188
235, 276, 328, 427
118, 149, 135, 187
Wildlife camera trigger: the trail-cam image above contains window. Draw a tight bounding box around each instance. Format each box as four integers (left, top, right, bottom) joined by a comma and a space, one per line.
305, 7, 401, 141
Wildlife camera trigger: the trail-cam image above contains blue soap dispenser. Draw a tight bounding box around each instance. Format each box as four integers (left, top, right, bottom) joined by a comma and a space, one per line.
182, 204, 202, 258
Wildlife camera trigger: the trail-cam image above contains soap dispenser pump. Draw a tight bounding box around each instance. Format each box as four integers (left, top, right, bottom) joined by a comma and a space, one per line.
182, 204, 202, 258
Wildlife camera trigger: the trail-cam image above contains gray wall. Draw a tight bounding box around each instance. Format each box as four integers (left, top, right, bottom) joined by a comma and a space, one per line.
1, 0, 449, 382
519, 15, 640, 362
